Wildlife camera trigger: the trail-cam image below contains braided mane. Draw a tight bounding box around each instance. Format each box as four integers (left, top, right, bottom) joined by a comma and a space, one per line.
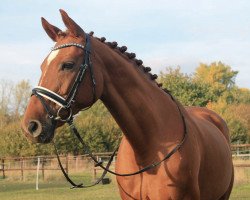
88, 31, 163, 89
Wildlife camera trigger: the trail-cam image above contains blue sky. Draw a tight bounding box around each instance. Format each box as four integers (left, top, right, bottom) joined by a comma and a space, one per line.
0, 0, 249, 88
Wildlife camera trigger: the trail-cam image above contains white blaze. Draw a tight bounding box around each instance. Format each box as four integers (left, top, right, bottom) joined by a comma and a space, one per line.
39, 49, 60, 85
47, 49, 60, 66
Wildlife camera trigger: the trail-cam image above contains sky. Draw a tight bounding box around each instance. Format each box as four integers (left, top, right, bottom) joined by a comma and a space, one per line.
0, 0, 249, 88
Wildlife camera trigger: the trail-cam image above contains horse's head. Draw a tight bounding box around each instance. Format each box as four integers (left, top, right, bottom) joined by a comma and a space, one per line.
22, 10, 104, 143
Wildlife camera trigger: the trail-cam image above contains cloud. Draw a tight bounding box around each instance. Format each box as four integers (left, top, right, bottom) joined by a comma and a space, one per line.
0, 0, 249, 89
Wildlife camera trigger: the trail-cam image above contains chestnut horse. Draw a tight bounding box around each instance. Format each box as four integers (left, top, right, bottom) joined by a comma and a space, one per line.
22, 10, 234, 200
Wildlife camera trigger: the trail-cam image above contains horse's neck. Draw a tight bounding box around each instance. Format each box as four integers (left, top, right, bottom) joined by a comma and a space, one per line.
96, 43, 183, 161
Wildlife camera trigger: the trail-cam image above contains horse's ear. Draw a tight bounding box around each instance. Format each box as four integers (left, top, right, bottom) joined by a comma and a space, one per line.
59, 9, 84, 37
41, 17, 61, 42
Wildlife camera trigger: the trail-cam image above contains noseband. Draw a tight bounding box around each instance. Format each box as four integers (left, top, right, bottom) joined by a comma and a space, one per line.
32, 33, 96, 122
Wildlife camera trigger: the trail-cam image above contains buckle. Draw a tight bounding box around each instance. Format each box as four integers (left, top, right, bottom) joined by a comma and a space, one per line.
55, 107, 73, 122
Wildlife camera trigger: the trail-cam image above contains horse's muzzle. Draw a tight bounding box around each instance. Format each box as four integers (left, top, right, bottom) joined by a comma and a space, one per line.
22, 118, 56, 144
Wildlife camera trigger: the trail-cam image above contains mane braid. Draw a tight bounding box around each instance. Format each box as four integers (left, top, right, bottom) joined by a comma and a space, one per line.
91, 33, 163, 89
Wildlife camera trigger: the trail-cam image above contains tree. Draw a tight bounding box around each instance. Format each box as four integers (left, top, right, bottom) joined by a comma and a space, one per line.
159, 67, 214, 106
223, 87, 250, 105
75, 101, 122, 153
207, 101, 250, 143
194, 62, 238, 100
0, 121, 35, 157
0, 79, 13, 115
159, 63, 249, 144
12, 80, 31, 117
54, 101, 122, 154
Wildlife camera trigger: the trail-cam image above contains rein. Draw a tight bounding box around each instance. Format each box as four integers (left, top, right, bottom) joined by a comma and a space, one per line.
56, 101, 187, 188
31, 33, 188, 189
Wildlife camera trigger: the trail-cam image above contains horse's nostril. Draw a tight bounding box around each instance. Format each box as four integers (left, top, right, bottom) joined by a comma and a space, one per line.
28, 121, 39, 134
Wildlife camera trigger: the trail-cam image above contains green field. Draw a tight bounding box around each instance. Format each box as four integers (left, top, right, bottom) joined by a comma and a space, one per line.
0, 176, 249, 200
230, 184, 250, 200
0, 178, 120, 200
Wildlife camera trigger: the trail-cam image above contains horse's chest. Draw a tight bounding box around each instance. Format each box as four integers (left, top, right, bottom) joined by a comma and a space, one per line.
115, 151, 187, 199
116, 173, 187, 200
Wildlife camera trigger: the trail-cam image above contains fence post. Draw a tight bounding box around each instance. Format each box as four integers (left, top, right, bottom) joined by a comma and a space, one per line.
93, 161, 97, 180
75, 156, 78, 172
1, 158, 5, 179
42, 157, 45, 181
36, 157, 40, 190
237, 141, 240, 155
20, 158, 24, 181
66, 155, 69, 174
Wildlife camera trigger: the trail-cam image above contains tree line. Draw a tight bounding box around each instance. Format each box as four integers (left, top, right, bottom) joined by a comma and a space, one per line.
0, 61, 249, 157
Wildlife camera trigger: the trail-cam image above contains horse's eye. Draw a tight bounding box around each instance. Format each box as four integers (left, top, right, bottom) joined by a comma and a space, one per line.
61, 62, 75, 70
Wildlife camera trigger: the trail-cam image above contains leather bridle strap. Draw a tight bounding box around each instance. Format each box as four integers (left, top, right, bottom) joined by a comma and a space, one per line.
32, 61, 87, 108
52, 139, 117, 188
31, 33, 96, 121
53, 119, 118, 188
70, 96, 187, 177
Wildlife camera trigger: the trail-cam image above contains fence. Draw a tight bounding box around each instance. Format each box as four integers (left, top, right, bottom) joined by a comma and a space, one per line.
0, 155, 67, 181
0, 145, 249, 182
231, 143, 250, 158
0, 152, 116, 181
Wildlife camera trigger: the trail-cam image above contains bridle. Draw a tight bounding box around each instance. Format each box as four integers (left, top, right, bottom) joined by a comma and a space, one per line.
31, 33, 188, 189
32, 33, 96, 123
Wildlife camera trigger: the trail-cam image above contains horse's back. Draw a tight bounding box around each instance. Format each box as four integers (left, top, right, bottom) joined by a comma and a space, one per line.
186, 106, 230, 142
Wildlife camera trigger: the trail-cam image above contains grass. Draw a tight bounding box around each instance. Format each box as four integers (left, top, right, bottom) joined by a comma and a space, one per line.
230, 184, 250, 200
0, 182, 120, 200
1, 180, 250, 200
0, 172, 249, 200
0, 173, 120, 200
